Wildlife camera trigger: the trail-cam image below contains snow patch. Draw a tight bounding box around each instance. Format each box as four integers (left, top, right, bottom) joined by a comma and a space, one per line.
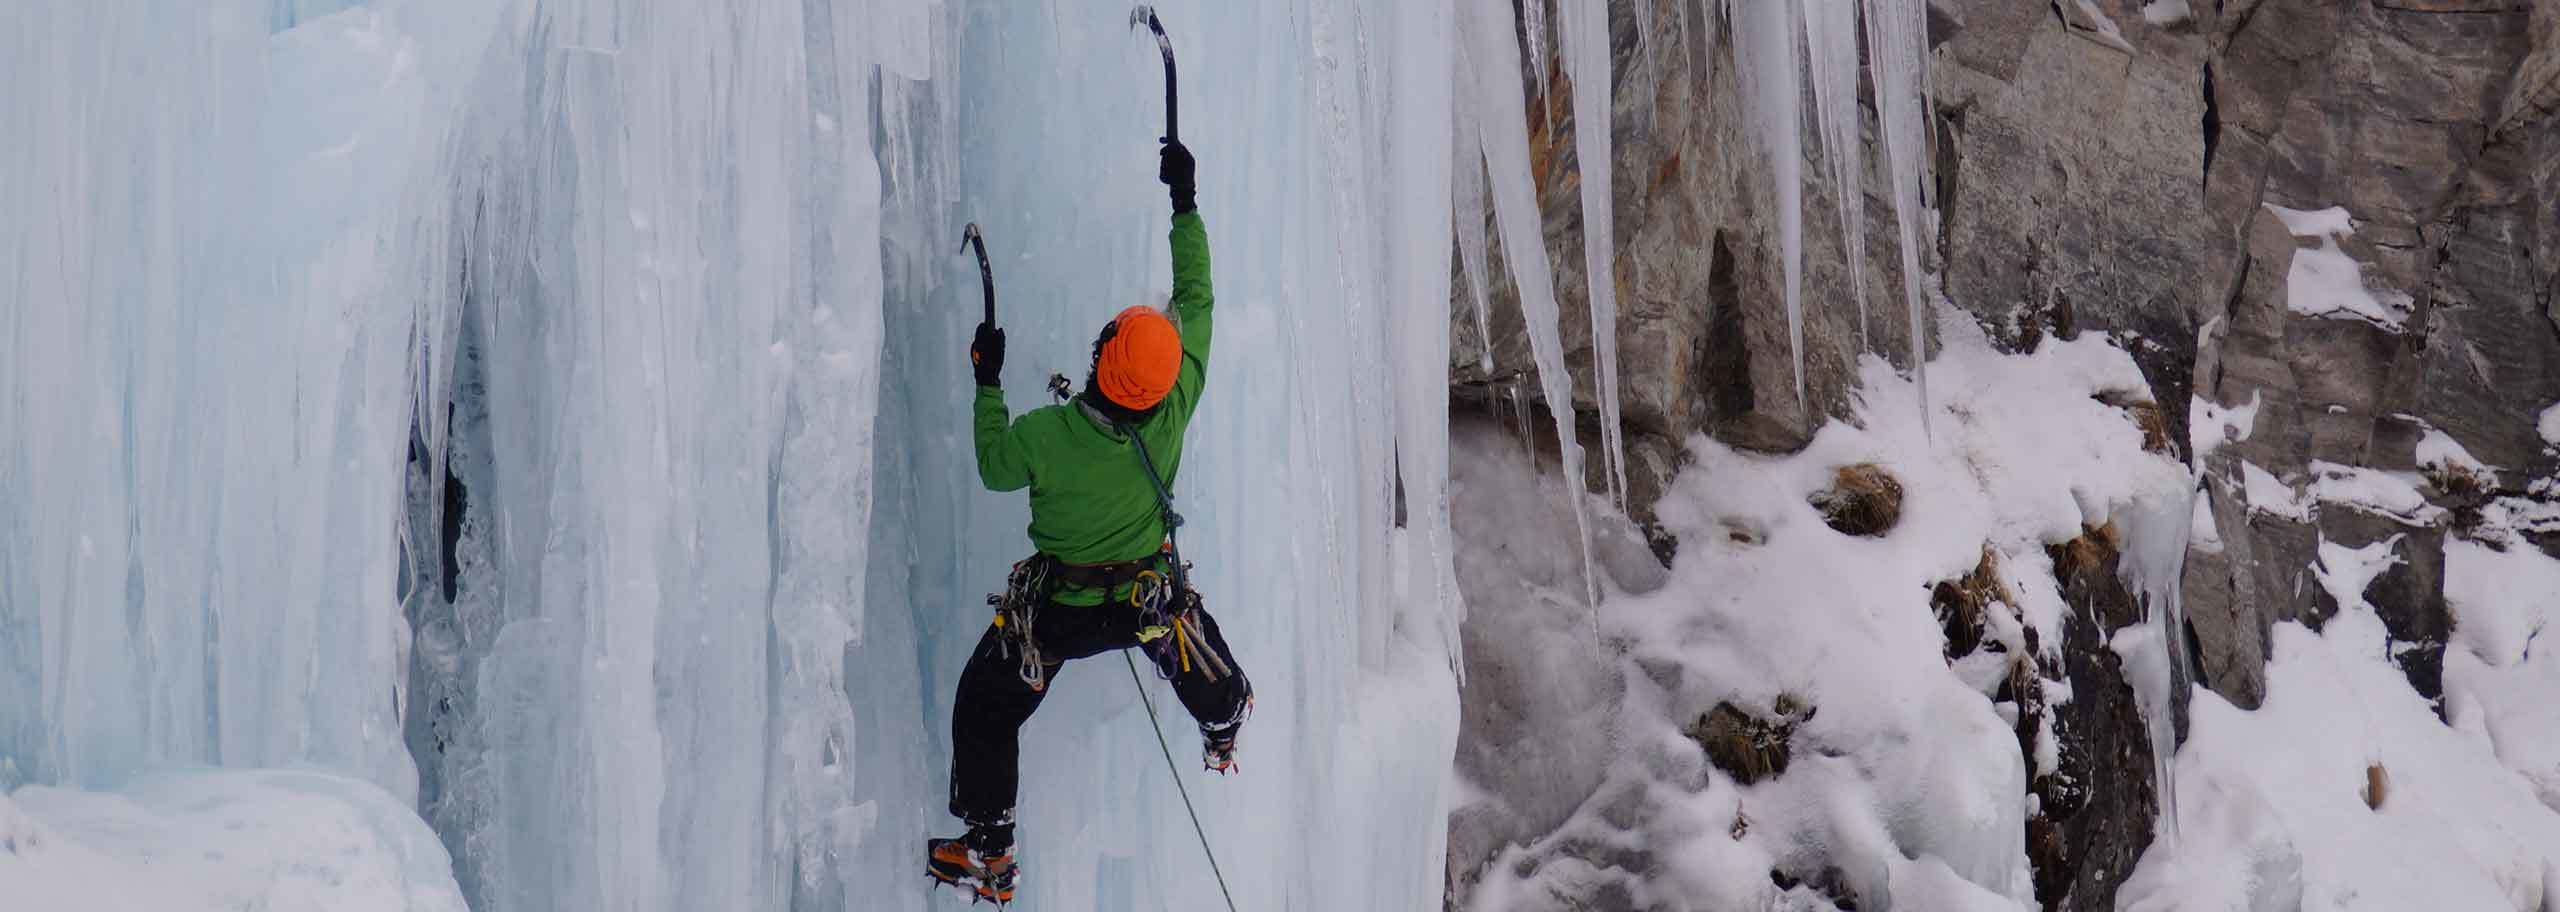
2442, 539, 2560, 816
1456, 311, 2189, 908
2123, 608, 2560, 910
2313, 536, 2403, 612
2415, 426, 2500, 488
2266, 204, 2413, 331
2540, 403, 2560, 447
2191, 390, 2261, 462
0, 770, 465, 912
2305, 461, 2445, 526
2141, 0, 2195, 27
2240, 461, 2311, 521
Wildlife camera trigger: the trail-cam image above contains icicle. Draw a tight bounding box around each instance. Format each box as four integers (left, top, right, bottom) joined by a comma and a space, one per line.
2117, 482, 2203, 844
1465, 0, 1603, 614
1452, 64, 1497, 374
1522, 0, 1553, 118
1633, 0, 1657, 105
1560, 0, 1629, 506
1727, 0, 1808, 412
1801, 0, 1870, 347
1865, 0, 1934, 427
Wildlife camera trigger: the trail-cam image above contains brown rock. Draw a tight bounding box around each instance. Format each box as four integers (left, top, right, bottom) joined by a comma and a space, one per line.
1811, 464, 1907, 537
1683, 697, 1812, 786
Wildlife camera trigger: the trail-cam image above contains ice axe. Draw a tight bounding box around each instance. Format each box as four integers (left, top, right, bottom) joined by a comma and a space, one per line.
1129, 5, 1178, 143
960, 222, 994, 326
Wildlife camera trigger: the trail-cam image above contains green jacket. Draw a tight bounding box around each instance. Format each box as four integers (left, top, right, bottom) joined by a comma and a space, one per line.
974, 212, 1213, 603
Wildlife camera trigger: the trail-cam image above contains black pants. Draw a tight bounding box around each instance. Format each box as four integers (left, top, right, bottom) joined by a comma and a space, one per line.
948, 593, 1250, 827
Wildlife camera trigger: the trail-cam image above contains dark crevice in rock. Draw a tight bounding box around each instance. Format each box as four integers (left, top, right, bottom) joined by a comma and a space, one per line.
2202, 63, 2221, 192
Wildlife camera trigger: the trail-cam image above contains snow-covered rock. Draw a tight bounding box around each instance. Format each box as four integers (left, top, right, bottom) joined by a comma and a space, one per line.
0, 770, 465, 912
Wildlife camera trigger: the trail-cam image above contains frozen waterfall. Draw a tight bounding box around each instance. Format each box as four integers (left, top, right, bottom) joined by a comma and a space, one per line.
3, 1, 1940, 909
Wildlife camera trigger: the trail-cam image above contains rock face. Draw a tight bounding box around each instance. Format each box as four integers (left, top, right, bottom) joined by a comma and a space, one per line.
2188, 0, 2560, 713
1448, 0, 2560, 907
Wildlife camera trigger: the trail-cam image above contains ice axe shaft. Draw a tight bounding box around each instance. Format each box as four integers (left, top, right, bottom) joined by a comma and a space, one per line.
960, 223, 994, 326
1130, 5, 1178, 143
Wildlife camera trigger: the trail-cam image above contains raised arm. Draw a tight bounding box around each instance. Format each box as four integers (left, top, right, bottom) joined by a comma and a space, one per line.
973, 388, 1033, 492
1158, 141, 1213, 423
1169, 212, 1212, 365
968, 322, 1032, 491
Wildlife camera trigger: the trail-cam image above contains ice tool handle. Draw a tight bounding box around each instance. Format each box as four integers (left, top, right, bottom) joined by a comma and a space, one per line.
1131, 6, 1178, 143
961, 223, 995, 326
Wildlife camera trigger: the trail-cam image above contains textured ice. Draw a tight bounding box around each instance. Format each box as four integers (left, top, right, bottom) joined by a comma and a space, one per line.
1462, 0, 1602, 610
6, 0, 1465, 908
1561, 0, 1629, 505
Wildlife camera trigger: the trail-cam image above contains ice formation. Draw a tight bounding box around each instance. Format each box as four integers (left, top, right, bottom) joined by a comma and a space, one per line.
1726, 0, 1809, 409
1460, 0, 1603, 611
1722, 0, 1939, 419
2, 0, 1955, 907
1559, 0, 1628, 506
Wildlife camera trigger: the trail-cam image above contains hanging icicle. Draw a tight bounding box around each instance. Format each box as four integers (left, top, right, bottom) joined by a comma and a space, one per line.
1560, 0, 1629, 506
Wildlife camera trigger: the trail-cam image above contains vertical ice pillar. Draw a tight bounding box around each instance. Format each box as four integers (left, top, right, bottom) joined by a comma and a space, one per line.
1559, 0, 1629, 506
1864, 0, 1936, 417
1802, 0, 1871, 345
1727, 0, 1808, 412
408, 0, 931, 906
1382, 0, 1465, 658
1460, 0, 1601, 609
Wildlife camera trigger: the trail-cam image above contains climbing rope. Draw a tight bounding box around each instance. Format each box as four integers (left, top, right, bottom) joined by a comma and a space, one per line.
1042, 374, 1237, 909
1123, 648, 1239, 912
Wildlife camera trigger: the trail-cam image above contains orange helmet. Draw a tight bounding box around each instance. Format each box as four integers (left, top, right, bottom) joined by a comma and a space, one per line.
1095, 305, 1182, 410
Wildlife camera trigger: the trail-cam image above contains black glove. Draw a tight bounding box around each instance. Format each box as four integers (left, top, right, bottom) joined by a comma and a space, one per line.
971, 322, 1005, 388
1159, 139, 1197, 215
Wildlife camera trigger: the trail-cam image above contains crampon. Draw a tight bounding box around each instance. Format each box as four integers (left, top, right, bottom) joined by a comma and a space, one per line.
926, 837, 1018, 905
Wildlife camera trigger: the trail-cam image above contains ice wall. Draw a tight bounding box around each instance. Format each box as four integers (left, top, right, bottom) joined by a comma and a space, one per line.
4, 0, 1948, 908
899, 3, 1464, 907
8, 0, 1467, 908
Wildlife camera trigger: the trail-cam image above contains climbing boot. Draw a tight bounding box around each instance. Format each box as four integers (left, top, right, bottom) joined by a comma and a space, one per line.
926, 828, 1017, 904
1202, 721, 1241, 774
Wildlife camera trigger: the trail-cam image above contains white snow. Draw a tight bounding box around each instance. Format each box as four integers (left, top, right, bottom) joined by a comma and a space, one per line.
2442, 539, 2560, 816
2540, 403, 2560, 447
2191, 390, 2261, 462
2122, 605, 2560, 910
2141, 0, 2196, 27
2416, 426, 2500, 487
2266, 204, 2415, 331
1456, 313, 2190, 908
2064, 1, 2137, 53
0, 770, 465, 912
2240, 461, 2312, 521
2305, 461, 2446, 526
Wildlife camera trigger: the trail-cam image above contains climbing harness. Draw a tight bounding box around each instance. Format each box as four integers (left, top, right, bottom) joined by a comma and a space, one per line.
1029, 366, 1237, 912
988, 557, 1056, 692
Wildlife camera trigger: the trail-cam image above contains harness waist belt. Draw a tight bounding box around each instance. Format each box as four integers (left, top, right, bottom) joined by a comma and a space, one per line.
1049, 556, 1158, 591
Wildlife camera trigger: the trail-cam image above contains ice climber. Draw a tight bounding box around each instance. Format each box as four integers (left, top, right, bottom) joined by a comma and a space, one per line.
927, 139, 1252, 905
